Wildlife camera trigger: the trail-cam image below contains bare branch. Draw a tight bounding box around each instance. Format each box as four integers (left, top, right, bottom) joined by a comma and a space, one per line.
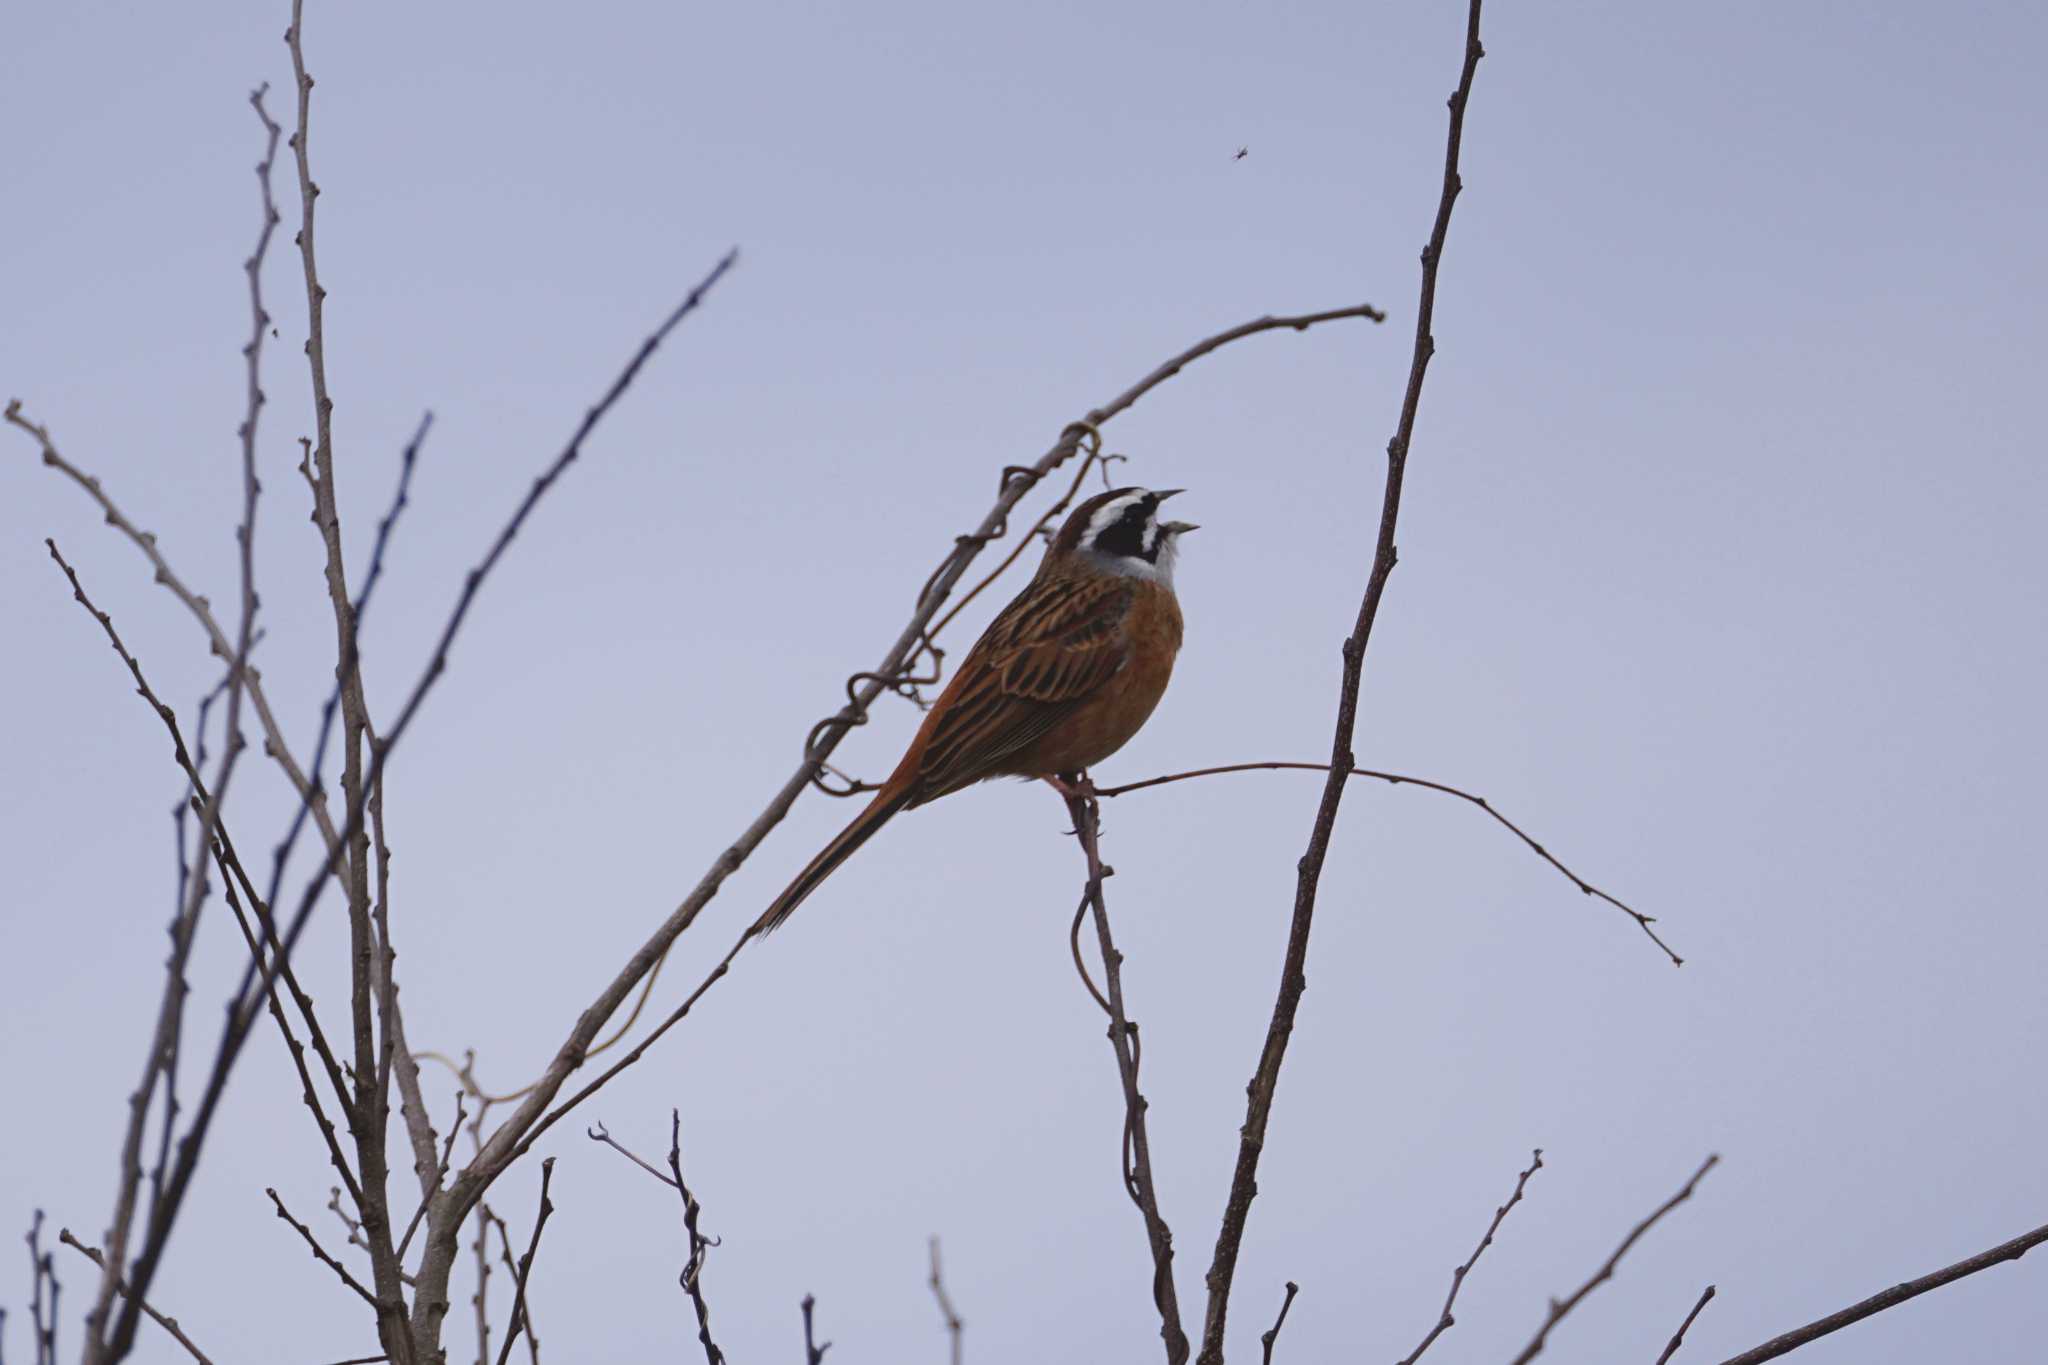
279, 11, 422, 1342
1715, 1220, 2048, 1365
1507, 1155, 1717, 1365
210, 835, 364, 1203
485, 1208, 540, 1365
25, 1210, 60, 1365
268, 1189, 383, 1312
1655, 1285, 1715, 1364
3, 400, 349, 876
667, 1112, 725, 1365
263, 414, 429, 908
1257, 1282, 1297, 1365
801, 1295, 830, 1365
489, 930, 751, 1176
471, 1204, 494, 1365
1097, 762, 1678, 964
585, 1115, 721, 1362
1397, 1148, 1544, 1365
584, 1121, 676, 1188
92, 80, 279, 1365
365, 713, 441, 1204
928, 1238, 964, 1365
1193, 8, 1488, 1359
58, 1231, 214, 1365
396, 1092, 466, 1262
328, 1188, 369, 1253
1063, 786, 1188, 1364
493, 1160, 555, 1365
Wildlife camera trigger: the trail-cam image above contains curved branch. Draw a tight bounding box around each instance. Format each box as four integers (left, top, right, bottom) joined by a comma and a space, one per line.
1063, 786, 1189, 1363
1097, 761, 1679, 965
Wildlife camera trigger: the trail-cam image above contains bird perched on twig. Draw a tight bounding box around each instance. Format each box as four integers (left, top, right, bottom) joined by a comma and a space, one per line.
753, 486, 1197, 934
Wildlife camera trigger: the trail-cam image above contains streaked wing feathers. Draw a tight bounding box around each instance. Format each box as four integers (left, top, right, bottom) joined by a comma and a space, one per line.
912, 573, 1134, 800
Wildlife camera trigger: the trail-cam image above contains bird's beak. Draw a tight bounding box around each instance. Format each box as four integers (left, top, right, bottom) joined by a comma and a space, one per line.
1162, 520, 1199, 535
1152, 488, 1185, 502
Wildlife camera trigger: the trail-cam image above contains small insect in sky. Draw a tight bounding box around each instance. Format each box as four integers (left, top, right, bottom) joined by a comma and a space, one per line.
1234, 146, 1249, 160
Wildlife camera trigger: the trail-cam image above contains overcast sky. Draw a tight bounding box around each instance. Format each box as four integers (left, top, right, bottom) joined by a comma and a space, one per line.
5, 2, 2046, 1362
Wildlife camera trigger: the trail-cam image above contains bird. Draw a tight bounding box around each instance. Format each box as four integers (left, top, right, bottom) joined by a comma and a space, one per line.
752, 486, 1197, 935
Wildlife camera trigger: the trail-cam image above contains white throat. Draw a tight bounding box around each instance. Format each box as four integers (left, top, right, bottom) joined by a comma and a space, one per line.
1083, 536, 1179, 587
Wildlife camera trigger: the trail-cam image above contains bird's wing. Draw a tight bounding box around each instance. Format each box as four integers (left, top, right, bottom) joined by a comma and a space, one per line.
912, 573, 1134, 800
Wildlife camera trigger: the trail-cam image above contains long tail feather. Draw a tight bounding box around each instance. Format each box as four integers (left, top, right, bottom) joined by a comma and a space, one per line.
751, 787, 913, 936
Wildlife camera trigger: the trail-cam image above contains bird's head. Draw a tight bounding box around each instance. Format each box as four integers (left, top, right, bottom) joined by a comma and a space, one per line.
1050, 486, 1198, 584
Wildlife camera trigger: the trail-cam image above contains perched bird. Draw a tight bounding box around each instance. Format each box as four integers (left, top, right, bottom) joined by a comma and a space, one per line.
753, 486, 1196, 934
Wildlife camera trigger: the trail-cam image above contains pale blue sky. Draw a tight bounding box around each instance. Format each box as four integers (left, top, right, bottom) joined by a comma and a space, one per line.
4, 2, 2045, 1361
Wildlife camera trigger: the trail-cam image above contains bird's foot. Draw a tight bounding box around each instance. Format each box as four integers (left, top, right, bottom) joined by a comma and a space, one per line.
1042, 771, 1099, 803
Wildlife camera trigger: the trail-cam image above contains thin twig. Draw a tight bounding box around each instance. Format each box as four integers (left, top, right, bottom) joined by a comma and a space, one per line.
490, 929, 753, 1176
328, 1188, 368, 1252
468, 1203, 497, 1365
99, 251, 736, 1365
260, 249, 733, 1236
1097, 762, 1678, 964
4, 401, 356, 876
583, 1114, 721, 1361
928, 1237, 964, 1365
275, 24, 414, 1338
801, 1295, 830, 1364
1193, 9, 1487, 1360
58, 1231, 214, 1365
396, 1091, 466, 1261
485, 1209, 540, 1365
268, 1189, 383, 1311
1507, 1155, 1718, 1365
42, 542, 364, 1215
668, 1112, 725, 1365
1655, 1285, 1716, 1364
1715, 1220, 2048, 1365
493, 1160, 555, 1365
471, 1203, 494, 1365
585, 1122, 677, 1188
26, 1210, 60, 1365
210, 824, 361, 1190
1397, 1148, 1544, 1365
263, 412, 429, 909
1064, 787, 1188, 1364
92, 83, 279, 1365
365, 715, 445, 1207
1257, 1282, 1298, 1365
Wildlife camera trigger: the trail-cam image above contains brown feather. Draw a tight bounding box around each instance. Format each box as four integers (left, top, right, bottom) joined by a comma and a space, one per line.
907, 571, 1135, 803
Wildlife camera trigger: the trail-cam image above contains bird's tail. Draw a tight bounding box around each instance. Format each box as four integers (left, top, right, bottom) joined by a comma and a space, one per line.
751, 786, 913, 936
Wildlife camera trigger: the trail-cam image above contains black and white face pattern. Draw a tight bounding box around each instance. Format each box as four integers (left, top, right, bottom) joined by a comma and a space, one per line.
1078, 487, 1194, 584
